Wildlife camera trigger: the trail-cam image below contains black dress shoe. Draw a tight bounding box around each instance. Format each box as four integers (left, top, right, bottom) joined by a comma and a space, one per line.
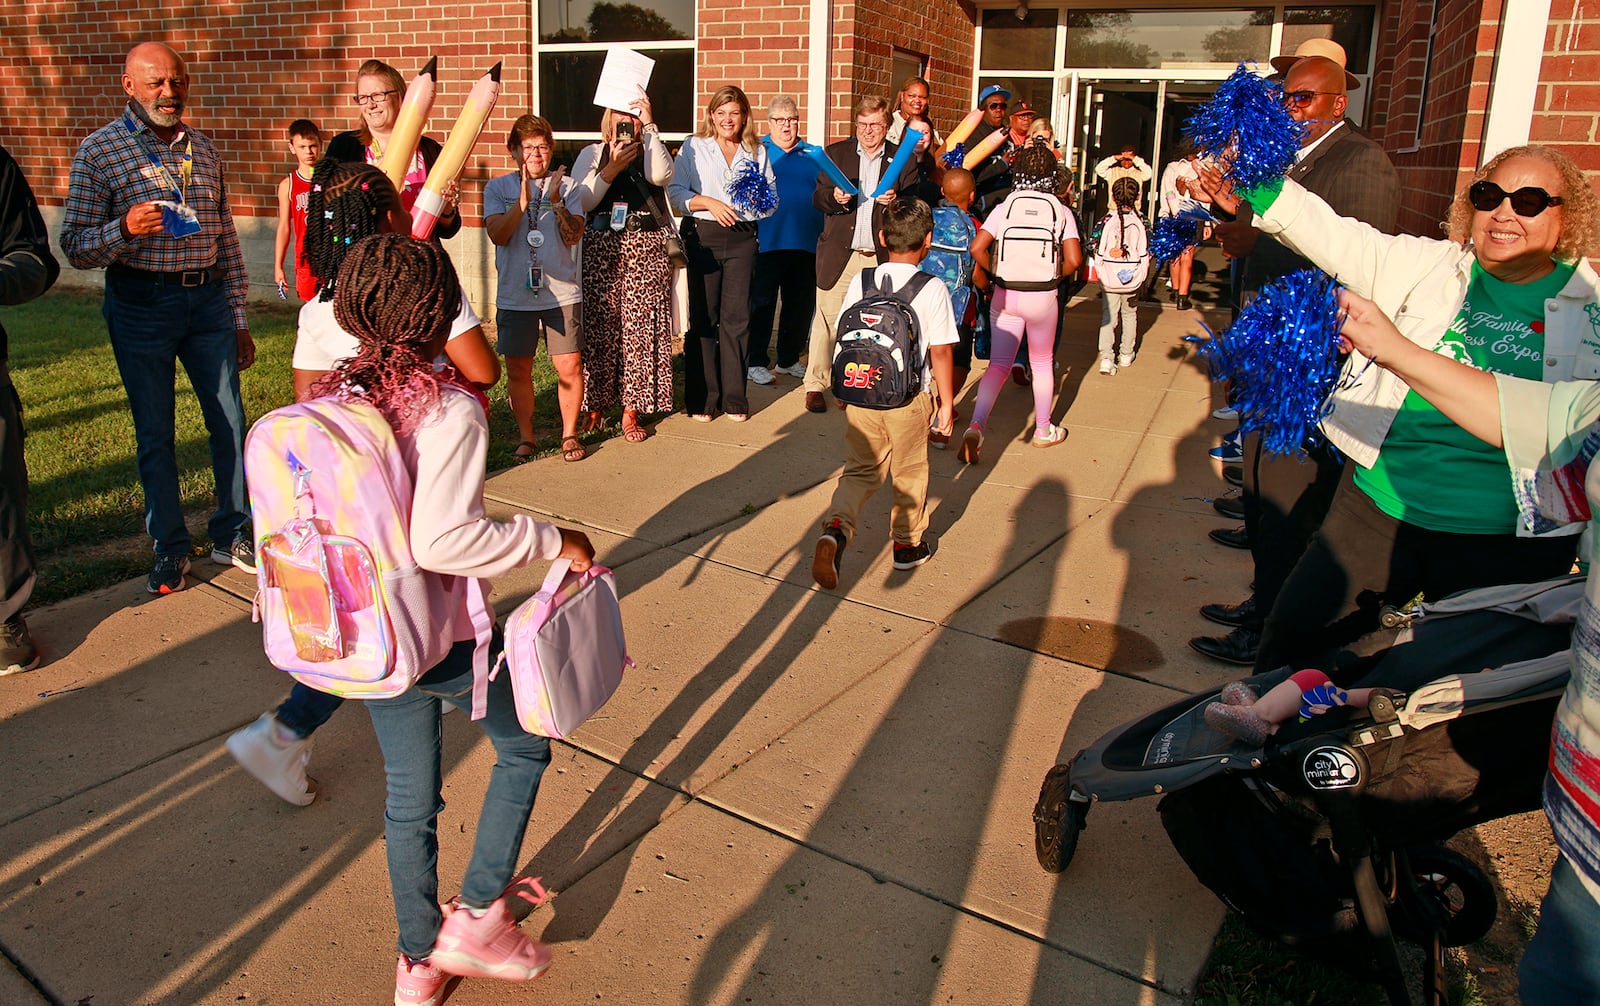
1213, 492, 1246, 520
1223, 465, 1244, 488
1189, 625, 1261, 665
1208, 525, 1251, 549
1200, 595, 1257, 628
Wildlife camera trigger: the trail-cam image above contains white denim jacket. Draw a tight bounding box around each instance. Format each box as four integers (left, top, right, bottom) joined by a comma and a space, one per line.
1254, 177, 1600, 537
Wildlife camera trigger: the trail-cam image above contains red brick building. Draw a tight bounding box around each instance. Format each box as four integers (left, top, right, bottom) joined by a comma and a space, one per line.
2, 0, 1595, 300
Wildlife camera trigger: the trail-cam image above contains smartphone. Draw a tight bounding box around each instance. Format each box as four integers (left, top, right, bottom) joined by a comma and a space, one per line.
616, 120, 636, 142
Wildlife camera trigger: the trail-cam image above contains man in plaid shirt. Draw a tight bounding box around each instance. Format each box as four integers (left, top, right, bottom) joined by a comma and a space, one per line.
61, 41, 256, 595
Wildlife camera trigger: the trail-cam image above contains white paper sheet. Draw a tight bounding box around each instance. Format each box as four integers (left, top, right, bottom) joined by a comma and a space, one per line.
593, 50, 655, 112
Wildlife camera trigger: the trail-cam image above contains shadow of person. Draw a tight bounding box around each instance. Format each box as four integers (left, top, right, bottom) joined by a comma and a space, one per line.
666, 478, 1074, 1002
518, 399, 1023, 943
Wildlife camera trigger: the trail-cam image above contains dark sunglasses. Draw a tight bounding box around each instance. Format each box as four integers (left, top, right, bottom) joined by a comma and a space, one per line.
1468, 180, 1564, 216
985, 101, 1008, 110
1283, 90, 1338, 107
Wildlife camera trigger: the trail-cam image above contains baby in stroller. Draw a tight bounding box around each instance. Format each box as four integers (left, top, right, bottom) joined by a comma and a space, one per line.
1204, 670, 1376, 746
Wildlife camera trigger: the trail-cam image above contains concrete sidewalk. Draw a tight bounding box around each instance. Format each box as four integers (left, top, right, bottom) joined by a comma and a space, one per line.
0, 295, 1248, 1005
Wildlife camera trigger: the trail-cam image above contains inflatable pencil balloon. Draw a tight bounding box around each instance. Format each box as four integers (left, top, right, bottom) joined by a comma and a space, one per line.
411, 61, 503, 240
939, 108, 983, 153
961, 126, 1008, 169
380, 56, 437, 195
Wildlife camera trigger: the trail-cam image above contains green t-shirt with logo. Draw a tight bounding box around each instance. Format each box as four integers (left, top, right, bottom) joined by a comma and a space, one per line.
1356, 261, 1575, 532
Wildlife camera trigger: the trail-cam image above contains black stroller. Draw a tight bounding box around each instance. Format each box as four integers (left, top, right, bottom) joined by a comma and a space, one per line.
1032, 577, 1582, 1006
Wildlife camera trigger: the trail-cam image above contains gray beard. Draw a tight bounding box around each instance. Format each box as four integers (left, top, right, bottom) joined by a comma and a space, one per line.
133, 99, 184, 129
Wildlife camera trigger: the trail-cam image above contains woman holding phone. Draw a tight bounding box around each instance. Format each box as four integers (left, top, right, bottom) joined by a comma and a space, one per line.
572, 88, 675, 443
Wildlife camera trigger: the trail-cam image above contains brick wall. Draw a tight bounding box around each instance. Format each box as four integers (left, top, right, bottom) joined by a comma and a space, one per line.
698, 0, 975, 147
1365, 0, 1493, 238
1537, 0, 1600, 170
3, 1, 535, 303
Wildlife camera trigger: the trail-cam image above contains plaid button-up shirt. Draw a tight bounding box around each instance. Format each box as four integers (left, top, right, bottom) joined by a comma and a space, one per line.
61, 104, 249, 330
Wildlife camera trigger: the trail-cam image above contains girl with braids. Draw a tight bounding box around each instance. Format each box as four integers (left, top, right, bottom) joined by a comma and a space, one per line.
962, 140, 1082, 462
1095, 176, 1149, 374
227, 159, 499, 811
289, 157, 497, 400
320, 233, 594, 1004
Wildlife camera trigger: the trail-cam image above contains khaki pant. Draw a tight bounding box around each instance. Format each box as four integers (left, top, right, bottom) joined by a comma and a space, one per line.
826, 394, 934, 546
804, 251, 876, 393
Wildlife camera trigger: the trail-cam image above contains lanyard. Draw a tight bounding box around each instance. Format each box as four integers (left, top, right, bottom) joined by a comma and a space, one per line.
123, 110, 191, 205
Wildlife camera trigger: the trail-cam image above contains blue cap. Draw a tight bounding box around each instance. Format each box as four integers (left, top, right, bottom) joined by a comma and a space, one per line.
976, 84, 1011, 108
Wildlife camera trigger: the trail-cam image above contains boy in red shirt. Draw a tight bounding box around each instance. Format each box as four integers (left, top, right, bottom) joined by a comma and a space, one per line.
274, 119, 322, 300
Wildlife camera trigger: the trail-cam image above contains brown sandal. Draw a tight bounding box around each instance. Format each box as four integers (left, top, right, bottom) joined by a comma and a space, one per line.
512, 439, 537, 461
560, 436, 587, 462
621, 412, 650, 443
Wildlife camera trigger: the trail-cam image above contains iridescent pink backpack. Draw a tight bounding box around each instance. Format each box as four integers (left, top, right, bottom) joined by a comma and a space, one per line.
245, 392, 495, 710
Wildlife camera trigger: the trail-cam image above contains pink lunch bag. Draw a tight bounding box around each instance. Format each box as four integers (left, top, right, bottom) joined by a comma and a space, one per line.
494, 558, 631, 738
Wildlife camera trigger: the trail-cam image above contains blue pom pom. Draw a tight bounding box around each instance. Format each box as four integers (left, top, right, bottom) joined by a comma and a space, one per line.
1196, 268, 1345, 457
727, 159, 777, 217
1184, 63, 1305, 191
940, 143, 966, 169
1149, 216, 1201, 264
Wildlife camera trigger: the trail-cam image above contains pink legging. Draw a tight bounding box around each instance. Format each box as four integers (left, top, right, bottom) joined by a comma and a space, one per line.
971, 286, 1058, 432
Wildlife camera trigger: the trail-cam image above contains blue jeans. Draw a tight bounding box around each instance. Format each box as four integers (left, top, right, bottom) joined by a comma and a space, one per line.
102, 271, 249, 556
1520, 855, 1600, 1005
275, 682, 344, 738
364, 634, 551, 959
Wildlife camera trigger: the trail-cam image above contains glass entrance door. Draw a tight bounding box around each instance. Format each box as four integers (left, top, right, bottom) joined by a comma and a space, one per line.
1063, 77, 1218, 228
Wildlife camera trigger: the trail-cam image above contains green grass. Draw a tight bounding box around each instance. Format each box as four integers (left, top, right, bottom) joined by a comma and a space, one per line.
7, 288, 598, 606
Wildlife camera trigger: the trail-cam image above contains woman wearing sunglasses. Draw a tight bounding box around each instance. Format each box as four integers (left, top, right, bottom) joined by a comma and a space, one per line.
1194, 144, 1600, 673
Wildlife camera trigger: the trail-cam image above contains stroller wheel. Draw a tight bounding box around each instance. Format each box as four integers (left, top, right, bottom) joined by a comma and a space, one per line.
1033, 764, 1090, 873
1391, 846, 1498, 948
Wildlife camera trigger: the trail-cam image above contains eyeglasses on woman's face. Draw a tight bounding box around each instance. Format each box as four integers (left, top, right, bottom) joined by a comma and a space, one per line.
353, 89, 399, 107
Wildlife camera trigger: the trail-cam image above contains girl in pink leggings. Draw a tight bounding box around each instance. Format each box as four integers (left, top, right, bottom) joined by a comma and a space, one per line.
963, 141, 1083, 464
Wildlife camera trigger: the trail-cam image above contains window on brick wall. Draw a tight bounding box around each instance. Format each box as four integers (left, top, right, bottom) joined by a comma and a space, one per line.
534, 0, 696, 143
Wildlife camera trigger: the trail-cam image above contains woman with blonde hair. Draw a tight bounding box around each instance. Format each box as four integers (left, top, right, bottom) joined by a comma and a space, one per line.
667, 84, 776, 421
572, 88, 675, 443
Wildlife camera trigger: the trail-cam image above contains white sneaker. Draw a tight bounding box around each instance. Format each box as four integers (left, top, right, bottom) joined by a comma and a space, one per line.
747, 366, 775, 386
226, 712, 316, 806
1117, 352, 1135, 369
774, 362, 807, 379
1098, 356, 1116, 375
1212, 405, 1240, 421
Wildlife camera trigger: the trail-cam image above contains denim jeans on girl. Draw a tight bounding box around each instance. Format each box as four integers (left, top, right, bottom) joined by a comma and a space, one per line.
364, 633, 551, 959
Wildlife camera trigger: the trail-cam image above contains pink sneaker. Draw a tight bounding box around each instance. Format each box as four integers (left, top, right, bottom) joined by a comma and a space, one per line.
394, 956, 460, 1006
431, 898, 552, 981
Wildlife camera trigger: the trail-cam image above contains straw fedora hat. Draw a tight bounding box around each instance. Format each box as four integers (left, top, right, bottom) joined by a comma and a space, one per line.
1269, 38, 1362, 91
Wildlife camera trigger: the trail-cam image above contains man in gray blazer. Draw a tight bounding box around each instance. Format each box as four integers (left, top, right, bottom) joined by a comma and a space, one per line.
801, 96, 921, 413
1192, 49, 1401, 666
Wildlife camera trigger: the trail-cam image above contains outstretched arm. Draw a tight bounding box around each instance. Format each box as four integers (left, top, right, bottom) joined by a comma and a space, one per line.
1338, 289, 1502, 447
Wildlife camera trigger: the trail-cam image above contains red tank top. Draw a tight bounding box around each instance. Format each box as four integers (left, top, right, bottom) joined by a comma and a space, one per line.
288, 170, 318, 301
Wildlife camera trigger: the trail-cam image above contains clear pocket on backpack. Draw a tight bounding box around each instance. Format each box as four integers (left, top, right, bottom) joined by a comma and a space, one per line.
260, 520, 344, 662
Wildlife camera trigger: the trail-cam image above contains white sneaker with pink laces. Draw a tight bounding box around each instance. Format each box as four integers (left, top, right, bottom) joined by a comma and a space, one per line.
431, 897, 552, 981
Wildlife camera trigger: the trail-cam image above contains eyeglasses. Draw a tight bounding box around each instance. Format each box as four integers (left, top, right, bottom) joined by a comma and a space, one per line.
985, 102, 1008, 111
1283, 90, 1339, 107
855, 119, 887, 131
1469, 180, 1565, 216
522, 144, 552, 155
769, 116, 800, 125
353, 89, 399, 107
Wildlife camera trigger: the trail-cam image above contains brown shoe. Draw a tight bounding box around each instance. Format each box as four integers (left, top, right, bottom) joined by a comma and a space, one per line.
804, 391, 827, 414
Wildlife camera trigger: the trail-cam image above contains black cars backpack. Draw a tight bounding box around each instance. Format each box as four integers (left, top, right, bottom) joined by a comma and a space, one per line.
830, 267, 935, 410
